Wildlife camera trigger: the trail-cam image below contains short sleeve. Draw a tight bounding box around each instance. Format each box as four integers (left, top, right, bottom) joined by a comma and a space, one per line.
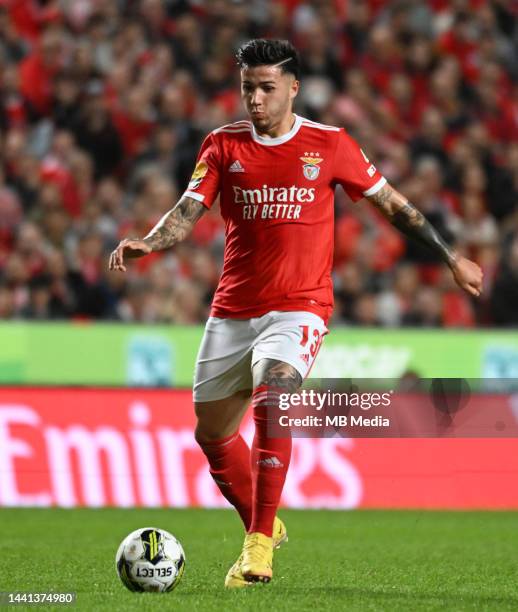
332, 129, 386, 202
183, 132, 221, 209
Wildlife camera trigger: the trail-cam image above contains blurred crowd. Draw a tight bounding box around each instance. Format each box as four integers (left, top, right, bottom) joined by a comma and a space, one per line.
0, 0, 517, 327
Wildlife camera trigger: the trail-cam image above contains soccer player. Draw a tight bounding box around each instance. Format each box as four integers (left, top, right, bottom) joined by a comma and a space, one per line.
109, 39, 483, 587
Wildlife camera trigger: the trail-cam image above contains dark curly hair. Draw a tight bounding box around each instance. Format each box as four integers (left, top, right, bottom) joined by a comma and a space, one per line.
236, 39, 300, 80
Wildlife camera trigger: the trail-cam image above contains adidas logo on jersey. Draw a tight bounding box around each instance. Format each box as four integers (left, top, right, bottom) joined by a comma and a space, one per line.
229, 160, 245, 173
257, 456, 284, 468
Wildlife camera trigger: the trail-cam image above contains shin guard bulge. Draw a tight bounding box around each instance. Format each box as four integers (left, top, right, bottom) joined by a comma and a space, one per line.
199, 432, 253, 530
249, 385, 292, 537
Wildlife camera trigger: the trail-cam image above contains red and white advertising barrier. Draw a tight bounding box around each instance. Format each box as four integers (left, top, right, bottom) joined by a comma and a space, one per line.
1, 387, 518, 509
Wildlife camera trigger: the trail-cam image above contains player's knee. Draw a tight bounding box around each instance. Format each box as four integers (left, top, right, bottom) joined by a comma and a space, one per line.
194, 409, 233, 445
194, 424, 214, 445
194, 393, 249, 444
194, 422, 236, 445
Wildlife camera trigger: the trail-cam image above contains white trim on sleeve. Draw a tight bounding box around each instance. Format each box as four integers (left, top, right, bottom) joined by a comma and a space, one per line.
184, 190, 205, 202
363, 176, 387, 197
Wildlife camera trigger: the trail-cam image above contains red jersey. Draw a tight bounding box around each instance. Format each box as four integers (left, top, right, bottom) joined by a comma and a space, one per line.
184, 114, 386, 323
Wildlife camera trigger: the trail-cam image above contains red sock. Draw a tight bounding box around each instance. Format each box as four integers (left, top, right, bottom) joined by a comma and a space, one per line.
198, 432, 252, 530
249, 385, 292, 537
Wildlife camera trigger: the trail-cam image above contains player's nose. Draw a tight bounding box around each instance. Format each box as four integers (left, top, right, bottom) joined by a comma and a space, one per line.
250, 89, 264, 106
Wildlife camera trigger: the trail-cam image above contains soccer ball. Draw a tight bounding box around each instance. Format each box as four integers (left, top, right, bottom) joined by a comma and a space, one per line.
115, 527, 185, 592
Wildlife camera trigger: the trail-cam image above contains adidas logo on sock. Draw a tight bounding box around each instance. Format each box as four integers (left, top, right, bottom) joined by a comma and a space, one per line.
213, 478, 232, 486
257, 456, 284, 468
229, 159, 245, 173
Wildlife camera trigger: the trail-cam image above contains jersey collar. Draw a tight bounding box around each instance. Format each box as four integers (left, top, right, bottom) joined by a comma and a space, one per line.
251, 114, 303, 146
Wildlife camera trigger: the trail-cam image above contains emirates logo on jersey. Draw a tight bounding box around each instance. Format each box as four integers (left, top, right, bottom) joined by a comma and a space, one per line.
233, 184, 315, 220
300, 152, 323, 181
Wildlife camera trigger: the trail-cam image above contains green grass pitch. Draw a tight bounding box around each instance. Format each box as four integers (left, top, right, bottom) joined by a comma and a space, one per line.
1, 508, 518, 611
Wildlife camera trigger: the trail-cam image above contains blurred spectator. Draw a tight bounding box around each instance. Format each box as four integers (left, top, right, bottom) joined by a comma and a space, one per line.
0, 0, 516, 327
491, 235, 518, 326
51, 70, 81, 130
20, 273, 67, 319
402, 287, 443, 327
0, 283, 16, 318
73, 86, 123, 179
0, 166, 22, 237
19, 27, 64, 116
352, 293, 381, 326
410, 107, 449, 169
377, 264, 420, 327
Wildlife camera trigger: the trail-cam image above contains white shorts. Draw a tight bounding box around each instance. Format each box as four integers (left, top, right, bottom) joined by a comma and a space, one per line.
193, 310, 328, 402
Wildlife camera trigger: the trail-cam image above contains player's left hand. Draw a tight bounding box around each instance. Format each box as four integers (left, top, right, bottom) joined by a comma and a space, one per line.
450, 256, 483, 297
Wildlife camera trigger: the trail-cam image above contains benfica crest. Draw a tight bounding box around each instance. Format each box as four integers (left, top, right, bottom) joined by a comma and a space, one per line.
300, 153, 323, 181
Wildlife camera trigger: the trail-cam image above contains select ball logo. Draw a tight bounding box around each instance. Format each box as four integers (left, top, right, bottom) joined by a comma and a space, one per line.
142, 529, 164, 564
116, 527, 186, 593
300, 153, 323, 181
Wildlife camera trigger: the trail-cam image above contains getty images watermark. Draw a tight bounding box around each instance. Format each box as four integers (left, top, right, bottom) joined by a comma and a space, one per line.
278, 388, 394, 428
266, 378, 518, 438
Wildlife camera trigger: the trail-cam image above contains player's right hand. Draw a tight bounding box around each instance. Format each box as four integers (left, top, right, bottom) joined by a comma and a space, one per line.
108, 238, 152, 272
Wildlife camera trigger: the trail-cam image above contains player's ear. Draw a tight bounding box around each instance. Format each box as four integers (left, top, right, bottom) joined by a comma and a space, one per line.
289, 79, 299, 100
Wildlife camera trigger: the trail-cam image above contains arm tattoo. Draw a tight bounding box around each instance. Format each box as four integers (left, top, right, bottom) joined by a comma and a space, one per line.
369, 185, 457, 266
253, 359, 302, 393
142, 196, 205, 251
369, 185, 393, 210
